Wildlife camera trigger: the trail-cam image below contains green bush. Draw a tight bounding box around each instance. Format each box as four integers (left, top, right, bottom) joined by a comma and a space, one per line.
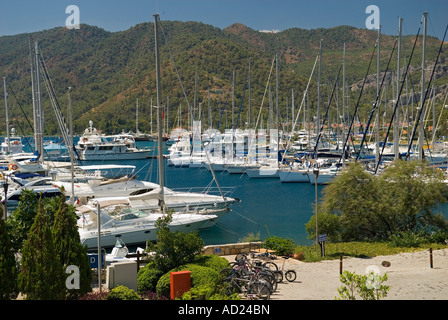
107, 285, 141, 300
336, 270, 390, 300
192, 255, 230, 273
137, 262, 165, 295
388, 230, 428, 247
156, 264, 220, 297
263, 236, 295, 256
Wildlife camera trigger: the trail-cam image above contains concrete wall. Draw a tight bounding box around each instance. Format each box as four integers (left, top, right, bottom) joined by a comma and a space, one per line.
106, 260, 138, 292
202, 242, 263, 256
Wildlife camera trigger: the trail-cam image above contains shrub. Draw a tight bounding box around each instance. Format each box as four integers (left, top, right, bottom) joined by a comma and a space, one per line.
388, 230, 428, 247
137, 262, 164, 295
156, 264, 220, 297
192, 255, 230, 273
79, 290, 110, 300
107, 285, 141, 300
146, 213, 204, 273
336, 270, 390, 300
263, 236, 295, 256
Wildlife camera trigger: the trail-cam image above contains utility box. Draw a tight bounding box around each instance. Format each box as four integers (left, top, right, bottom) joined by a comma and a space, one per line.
106, 260, 138, 292
170, 271, 191, 299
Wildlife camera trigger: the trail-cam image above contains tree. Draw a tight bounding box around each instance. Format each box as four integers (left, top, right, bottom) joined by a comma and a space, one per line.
52, 195, 92, 299
146, 212, 205, 273
18, 198, 66, 300
0, 215, 18, 300
7, 189, 41, 252
307, 160, 448, 242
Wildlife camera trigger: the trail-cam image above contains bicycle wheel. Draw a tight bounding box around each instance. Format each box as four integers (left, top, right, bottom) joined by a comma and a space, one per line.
274, 270, 283, 283
220, 268, 235, 281
262, 261, 278, 271
257, 271, 277, 293
250, 280, 271, 300
285, 270, 297, 282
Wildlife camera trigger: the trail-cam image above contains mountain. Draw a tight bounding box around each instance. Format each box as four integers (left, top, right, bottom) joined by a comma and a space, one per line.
0, 20, 445, 136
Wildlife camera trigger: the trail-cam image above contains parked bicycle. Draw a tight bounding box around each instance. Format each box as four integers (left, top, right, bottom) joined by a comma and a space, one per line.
220, 265, 272, 300
228, 253, 277, 293
274, 256, 297, 283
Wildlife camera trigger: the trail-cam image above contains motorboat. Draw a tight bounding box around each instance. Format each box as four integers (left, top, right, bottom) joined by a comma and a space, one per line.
77, 199, 218, 248
0, 129, 25, 159
2, 174, 63, 211
76, 121, 151, 161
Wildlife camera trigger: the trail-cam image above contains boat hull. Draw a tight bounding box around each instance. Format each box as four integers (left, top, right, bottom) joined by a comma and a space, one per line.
278, 170, 310, 183
245, 167, 279, 178
79, 214, 217, 248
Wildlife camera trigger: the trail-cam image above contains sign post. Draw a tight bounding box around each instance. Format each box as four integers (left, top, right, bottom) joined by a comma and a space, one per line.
318, 234, 327, 257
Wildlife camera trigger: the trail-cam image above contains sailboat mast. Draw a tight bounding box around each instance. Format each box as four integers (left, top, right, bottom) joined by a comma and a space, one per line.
317, 40, 322, 145
418, 12, 428, 160
3, 77, 10, 154
342, 43, 346, 167
395, 18, 402, 160
376, 26, 381, 167
154, 13, 165, 212
136, 98, 139, 134
68, 87, 75, 205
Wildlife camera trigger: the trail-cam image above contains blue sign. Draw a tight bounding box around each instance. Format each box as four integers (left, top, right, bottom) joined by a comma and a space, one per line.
88, 253, 105, 268
318, 234, 327, 242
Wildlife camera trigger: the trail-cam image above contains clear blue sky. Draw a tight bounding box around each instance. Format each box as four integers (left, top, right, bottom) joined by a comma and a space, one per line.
0, 0, 447, 39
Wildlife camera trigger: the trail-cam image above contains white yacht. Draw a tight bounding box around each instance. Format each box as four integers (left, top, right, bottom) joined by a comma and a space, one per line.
77, 200, 218, 248
76, 121, 151, 161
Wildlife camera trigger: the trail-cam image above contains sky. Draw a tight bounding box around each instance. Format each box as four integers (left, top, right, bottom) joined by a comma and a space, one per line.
0, 0, 447, 39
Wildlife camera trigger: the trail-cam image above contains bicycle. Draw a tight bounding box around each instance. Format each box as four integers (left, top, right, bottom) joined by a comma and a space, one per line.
228, 253, 278, 293
274, 256, 297, 283
249, 250, 278, 271
220, 266, 271, 300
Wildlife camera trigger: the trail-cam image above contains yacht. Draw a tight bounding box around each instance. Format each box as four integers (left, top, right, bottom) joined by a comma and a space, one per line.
77, 199, 218, 248
76, 121, 151, 161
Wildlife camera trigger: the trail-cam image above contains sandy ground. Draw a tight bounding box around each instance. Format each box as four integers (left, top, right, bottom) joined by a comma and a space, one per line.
225, 248, 448, 300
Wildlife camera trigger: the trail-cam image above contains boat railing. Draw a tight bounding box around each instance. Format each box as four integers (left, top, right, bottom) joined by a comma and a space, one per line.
170, 186, 237, 197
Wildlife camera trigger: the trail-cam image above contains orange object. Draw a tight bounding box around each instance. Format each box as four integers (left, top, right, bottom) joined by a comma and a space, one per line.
170, 271, 191, 299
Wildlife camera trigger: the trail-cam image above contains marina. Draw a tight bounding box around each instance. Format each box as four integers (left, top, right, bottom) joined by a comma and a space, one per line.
1, 1, 448, 302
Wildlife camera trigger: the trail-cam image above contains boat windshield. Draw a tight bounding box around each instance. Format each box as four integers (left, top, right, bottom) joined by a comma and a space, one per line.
106, 206, 150, 221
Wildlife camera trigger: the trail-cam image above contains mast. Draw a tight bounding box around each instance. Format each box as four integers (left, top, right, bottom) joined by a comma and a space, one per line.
248, 57, 251, 129
376, 26, 381, 167
3, 77, 10, 154
418, 12, 428, 160
136, 98, 139, 134
395, 18, 402, 160
317, 40, 322, 145
31, 41, 44, 161
342, 43, 346, 167
154, 13, 165, 213
68, 87, 75, 205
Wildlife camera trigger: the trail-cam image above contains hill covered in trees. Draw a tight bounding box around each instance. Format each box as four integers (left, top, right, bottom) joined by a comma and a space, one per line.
0, 19, 445, 136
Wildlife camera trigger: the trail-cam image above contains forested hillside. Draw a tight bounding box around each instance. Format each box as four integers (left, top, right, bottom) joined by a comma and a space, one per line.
0, 19, 445, 136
